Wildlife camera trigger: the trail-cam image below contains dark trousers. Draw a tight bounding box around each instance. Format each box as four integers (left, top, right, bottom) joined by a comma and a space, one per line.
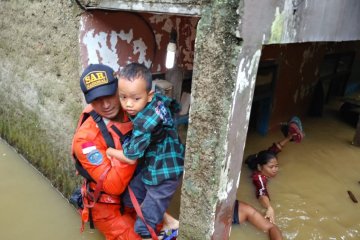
122, 171, 181, 236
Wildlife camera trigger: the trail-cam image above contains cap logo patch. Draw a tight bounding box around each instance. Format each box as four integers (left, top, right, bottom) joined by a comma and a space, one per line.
83, 71, 109, 90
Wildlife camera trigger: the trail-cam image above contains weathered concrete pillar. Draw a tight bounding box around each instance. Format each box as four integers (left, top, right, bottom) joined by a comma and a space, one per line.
178, 1, 262, 239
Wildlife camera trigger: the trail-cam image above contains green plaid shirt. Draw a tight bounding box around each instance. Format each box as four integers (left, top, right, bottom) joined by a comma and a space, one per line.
123, 93, 184, 185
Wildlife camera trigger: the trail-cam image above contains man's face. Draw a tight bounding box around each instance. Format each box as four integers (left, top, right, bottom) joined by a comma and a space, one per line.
91, 92, 121, 120
118, 77, 153, 116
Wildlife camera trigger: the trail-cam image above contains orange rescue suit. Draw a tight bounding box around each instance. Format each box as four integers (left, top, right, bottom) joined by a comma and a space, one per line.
72, 105, 141, 240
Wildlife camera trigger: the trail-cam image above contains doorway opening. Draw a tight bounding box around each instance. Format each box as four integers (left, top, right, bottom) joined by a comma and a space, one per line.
249, 60, 278, 135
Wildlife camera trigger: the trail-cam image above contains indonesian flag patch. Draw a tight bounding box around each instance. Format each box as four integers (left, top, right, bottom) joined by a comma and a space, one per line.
82, 142, 96, 154
82, 142, 103, 165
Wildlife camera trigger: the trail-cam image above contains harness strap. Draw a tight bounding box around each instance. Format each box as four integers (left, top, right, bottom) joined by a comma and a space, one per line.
89, 110, 115, 148
80, 167, 111, 231
73, 110, 115, 183
89, 208, 94, 229
75, 158, 95, 183
74, 109, 131, 231
128, 186, 159, 240
83, 167, 110, 208
110, 125, 132, 145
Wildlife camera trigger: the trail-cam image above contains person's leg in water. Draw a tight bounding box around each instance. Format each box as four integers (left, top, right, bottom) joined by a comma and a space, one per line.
236, 200, 283, 240
274, 133, 293, 152
280, 116, 305, 143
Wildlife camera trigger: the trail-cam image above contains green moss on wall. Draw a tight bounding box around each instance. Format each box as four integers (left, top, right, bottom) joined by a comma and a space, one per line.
0, 0, 83, 198
269, 7, 285, 43
0, 99, 81, 197
179, 0, 242, 239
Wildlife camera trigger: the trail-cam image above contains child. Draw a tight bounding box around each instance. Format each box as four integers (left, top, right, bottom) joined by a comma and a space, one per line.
106, 63, 184, 240
245, 116, 304, 224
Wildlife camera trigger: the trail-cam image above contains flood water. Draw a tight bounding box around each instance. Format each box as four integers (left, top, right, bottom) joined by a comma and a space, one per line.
231, 107, 360, 239
0, 138, 104, 240
1, 106, 359, 240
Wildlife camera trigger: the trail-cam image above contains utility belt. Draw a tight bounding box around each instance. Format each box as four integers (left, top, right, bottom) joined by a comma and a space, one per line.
84, 181, 121, 205
78, 178, 121, 231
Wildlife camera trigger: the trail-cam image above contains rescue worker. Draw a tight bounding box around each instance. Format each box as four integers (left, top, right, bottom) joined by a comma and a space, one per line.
72, 63, 141, 240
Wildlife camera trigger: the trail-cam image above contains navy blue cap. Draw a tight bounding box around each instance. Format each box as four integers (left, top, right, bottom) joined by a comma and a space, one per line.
80, 64, 118, 103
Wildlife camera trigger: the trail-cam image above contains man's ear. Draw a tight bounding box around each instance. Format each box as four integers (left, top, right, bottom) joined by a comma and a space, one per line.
147, 90, 154, 102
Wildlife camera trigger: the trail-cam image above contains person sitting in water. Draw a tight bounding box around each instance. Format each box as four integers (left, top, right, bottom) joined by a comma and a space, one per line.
234, 200, 283, 240
245, 116, 304, 223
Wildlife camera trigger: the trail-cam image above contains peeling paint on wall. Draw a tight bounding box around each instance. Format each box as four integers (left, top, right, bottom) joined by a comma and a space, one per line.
80, 11, 156, 71
80, 11, 199, 73
216, 145, 232, 201
216, 49, 261, 205
233, 49, 261, 121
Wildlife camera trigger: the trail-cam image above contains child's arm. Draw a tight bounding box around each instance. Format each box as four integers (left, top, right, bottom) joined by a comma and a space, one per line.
106, 147, 137, 165
259, 195, 275, 224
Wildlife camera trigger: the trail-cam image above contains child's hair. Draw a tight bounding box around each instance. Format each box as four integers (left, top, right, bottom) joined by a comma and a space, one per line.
119, 63, 152, 91
245, 150, 277, 171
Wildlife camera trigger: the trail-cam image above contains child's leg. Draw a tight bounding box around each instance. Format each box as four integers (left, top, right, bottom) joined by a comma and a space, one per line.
121, 171, 147, 209
162, 212, 179, 230
161, 212, 179, 239
135, 178, 181, 238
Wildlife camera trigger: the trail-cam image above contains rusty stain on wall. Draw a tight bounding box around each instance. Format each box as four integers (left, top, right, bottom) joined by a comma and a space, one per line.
80, 10, 199, 72
80, 11, 156, 71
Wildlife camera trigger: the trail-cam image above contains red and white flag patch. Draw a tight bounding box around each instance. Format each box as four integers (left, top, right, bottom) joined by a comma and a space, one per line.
82, 142, 96, 154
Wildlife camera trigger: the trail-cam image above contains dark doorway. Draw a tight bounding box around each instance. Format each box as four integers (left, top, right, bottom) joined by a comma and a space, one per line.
249, 60, 278, 135
319, 52, 355, 103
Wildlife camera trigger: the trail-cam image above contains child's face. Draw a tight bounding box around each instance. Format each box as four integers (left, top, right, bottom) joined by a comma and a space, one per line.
118, 76, 153, 116
258, 158, 279, 178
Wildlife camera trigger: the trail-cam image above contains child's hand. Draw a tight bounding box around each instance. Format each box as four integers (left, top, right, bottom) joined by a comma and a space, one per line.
106, 147, 114, 159
264, 206, 275, 224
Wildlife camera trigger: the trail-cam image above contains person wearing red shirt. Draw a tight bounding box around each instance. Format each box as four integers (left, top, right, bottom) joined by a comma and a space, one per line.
245, 118, 304, 224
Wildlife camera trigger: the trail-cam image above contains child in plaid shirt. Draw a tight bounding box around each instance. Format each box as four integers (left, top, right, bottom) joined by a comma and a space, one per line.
106, 63, 184, 239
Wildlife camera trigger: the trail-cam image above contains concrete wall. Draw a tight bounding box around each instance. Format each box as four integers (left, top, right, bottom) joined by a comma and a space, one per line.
179, 0, 360, 239
0, 1, 82, 197
243, 0, 360, 44
78, 0, 209, 15
0, 0, 360, 239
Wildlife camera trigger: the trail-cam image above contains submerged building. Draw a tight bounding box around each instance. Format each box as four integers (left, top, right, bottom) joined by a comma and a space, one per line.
0, 0, 359, 239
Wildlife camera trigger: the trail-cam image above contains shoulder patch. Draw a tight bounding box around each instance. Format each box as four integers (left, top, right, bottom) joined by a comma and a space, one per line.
82, 142, 96, 154
86, 149, 103, 165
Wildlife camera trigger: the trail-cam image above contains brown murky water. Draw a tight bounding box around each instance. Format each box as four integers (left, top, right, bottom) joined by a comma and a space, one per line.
1, 106, 359, 240
0, 138, 104, 240
231, 109, 360, 239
